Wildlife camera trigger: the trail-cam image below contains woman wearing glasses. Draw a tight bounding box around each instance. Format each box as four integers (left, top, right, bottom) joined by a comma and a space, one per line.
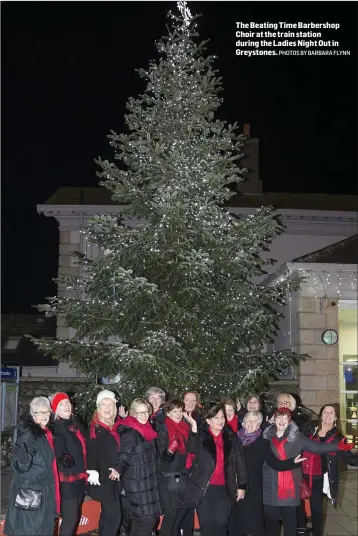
117, 398, 162, 536
86, 390, 122, 536
4, 396, 60, 536
50, 392, 87, 536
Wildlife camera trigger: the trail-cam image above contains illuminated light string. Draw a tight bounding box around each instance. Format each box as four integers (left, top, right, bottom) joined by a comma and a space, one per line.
301, 270, 357, 299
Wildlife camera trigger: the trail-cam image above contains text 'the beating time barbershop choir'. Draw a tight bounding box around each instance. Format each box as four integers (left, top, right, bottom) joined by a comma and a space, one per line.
4, 388, 357, 536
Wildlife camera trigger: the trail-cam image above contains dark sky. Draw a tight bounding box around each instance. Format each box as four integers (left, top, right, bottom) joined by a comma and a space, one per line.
2, 1, 357, 314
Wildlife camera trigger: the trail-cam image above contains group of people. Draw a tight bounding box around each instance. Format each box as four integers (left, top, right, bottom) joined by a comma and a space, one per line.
4, 387, 357, 536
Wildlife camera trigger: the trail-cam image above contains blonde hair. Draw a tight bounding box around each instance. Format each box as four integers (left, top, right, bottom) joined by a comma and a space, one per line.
130, 398, 152, 416
277, 393, 296, 411
96, 398, 117, 427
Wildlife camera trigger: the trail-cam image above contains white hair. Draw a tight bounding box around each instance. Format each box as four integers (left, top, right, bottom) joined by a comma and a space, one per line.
243, 410, 263, 426
277, 393, 297, 411
145, 387, 166, 403
30, 396, 51, 416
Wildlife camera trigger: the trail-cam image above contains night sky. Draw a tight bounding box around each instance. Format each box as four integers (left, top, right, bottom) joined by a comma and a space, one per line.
2, 1, 357, 315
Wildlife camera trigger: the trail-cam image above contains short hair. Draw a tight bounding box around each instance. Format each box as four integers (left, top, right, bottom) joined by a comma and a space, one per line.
274, 407, 292, 421
129, 398, 152, 417
183, 390, 201, 406
203, 403, 224, 421
220, 397, 237, 411
145, 387, 166, 403
243, 411, 263, 426
245, 394, 262, 410
163, 399, 184, 413
30, 396, 51, 417
277, 393, 296, 411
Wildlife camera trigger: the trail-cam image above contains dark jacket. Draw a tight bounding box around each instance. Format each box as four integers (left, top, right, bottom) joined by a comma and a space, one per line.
302, 421, 358, 506
182, 426, 248, 506
86, 420, 121, 502
117, 424, 162, 518
235, 435, 298, 536
54, 416, 87, 500
4, 416, 58, 536
262, 421, 344, 507
149, 408, 165, 431
156, 421, 198, 510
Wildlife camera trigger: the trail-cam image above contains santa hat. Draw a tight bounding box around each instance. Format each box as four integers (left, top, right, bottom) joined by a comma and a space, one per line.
274, 407, 292, 421
96, 390, 116, 407
51, 392, 70, 414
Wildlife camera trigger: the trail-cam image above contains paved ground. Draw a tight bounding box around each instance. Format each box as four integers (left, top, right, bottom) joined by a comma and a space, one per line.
1, 467, 357, 535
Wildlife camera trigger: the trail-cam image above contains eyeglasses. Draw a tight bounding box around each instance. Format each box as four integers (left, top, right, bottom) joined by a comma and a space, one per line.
277, 401, 291, 407
34, 411, 51, 416
135, 411, 149, 417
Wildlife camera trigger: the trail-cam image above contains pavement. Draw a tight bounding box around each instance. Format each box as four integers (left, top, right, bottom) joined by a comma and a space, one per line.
1, 466, 357, 535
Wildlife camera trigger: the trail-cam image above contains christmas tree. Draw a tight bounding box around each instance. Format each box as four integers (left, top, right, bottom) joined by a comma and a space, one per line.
32, 2, 302, 409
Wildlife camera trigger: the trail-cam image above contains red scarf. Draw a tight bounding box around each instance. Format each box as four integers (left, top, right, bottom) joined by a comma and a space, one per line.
165, 416, 195, 469
121, 416, 158, 442
90, 413, 120, 447
227, 414, 239, 433
302, 432, 337, 488
209, 429, 225, 485
44, 427, 61, 514
271, 437, 296, 500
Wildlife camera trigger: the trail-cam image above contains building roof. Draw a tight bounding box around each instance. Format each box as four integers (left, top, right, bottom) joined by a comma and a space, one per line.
292, 234, 358, 264
43, 187, 358, 212
1, 315, 58, 367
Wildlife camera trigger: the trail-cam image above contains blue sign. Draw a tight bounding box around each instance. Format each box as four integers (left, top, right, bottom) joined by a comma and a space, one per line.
1, 367, 18, 380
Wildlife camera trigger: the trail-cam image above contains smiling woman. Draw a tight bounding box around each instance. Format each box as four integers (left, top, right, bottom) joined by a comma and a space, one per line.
4, 396, 60, 536
50, 392, 87, 536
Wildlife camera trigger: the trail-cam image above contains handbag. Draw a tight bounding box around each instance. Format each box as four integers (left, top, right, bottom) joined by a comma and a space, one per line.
300, 479, 312, 500
163, 472, 187, 493
15, 489, 42, 510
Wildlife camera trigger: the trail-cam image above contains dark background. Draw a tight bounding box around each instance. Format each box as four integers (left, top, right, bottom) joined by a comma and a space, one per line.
2, 1, 357, 314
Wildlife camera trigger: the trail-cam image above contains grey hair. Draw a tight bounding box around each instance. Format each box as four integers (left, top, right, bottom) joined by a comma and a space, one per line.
145, 387, 166, 403
30, 396, 51, 416
243, 411, 263, 426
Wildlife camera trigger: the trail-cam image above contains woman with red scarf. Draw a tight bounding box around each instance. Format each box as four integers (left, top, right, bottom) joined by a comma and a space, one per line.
50, 392, 88, 536
156, 399, 199, 536
86, 390, 122, 536
262, 407, 354, 536
116, 398, 162, 536
4, 396, 60, 536
220, 397, 240, 433
300, 404, 358, 536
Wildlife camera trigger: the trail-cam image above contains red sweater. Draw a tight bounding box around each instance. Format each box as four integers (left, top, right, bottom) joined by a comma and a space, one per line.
227, 414, 239, 433
209, 429, 225, 485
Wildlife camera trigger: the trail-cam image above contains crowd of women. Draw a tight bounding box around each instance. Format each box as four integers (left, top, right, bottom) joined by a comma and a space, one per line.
4, 388, 357, 536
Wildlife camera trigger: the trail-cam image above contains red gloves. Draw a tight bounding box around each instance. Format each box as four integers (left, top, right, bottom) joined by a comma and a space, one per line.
338, 438, 354, 451
168, 437, 180, 454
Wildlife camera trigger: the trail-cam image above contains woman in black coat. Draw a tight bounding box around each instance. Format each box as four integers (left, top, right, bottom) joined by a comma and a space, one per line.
156, 399, 198, 536
301, 404, 358, 536
4, 396, 60, 536
183, 403, 248, 536
86, 389, 122, 536
116, 397, 162, 536
234, 411, 305, 536
50, 392, 88, 536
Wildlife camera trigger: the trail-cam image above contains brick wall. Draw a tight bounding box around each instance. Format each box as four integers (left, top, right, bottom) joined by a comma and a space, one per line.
297, 297, 339, 414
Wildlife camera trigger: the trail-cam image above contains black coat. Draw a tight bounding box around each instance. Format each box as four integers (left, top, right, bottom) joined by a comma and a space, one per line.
4, 416, 58, 536
182, 426, 248, 506
54, 416, 87, 500
117, 424, 162, 518
235, 436, 298, 536
86, 420, 121, 503
303, 421, 358, 506
156, 421, 198, 510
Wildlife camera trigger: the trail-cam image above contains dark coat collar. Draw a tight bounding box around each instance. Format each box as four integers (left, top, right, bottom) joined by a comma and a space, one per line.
202, 426, 233, 462
18, 414, 55, 438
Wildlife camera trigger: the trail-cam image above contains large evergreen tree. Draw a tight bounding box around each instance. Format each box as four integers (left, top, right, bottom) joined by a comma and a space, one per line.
32, 2, 301, 408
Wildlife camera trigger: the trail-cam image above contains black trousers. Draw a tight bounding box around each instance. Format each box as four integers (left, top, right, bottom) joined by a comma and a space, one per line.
309, 477, 325, 536
197, 485, 231, 536
161, 507, 189, 536
59, 496, 84, 536
99, 499, 122, 536
264, 504, 297, 536
180, 508, 195, 536
130, 516, 156, 536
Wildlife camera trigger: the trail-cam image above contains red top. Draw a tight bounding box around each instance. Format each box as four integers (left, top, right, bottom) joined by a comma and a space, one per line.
209, 429, 225, 485
227, 414, 239, 433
